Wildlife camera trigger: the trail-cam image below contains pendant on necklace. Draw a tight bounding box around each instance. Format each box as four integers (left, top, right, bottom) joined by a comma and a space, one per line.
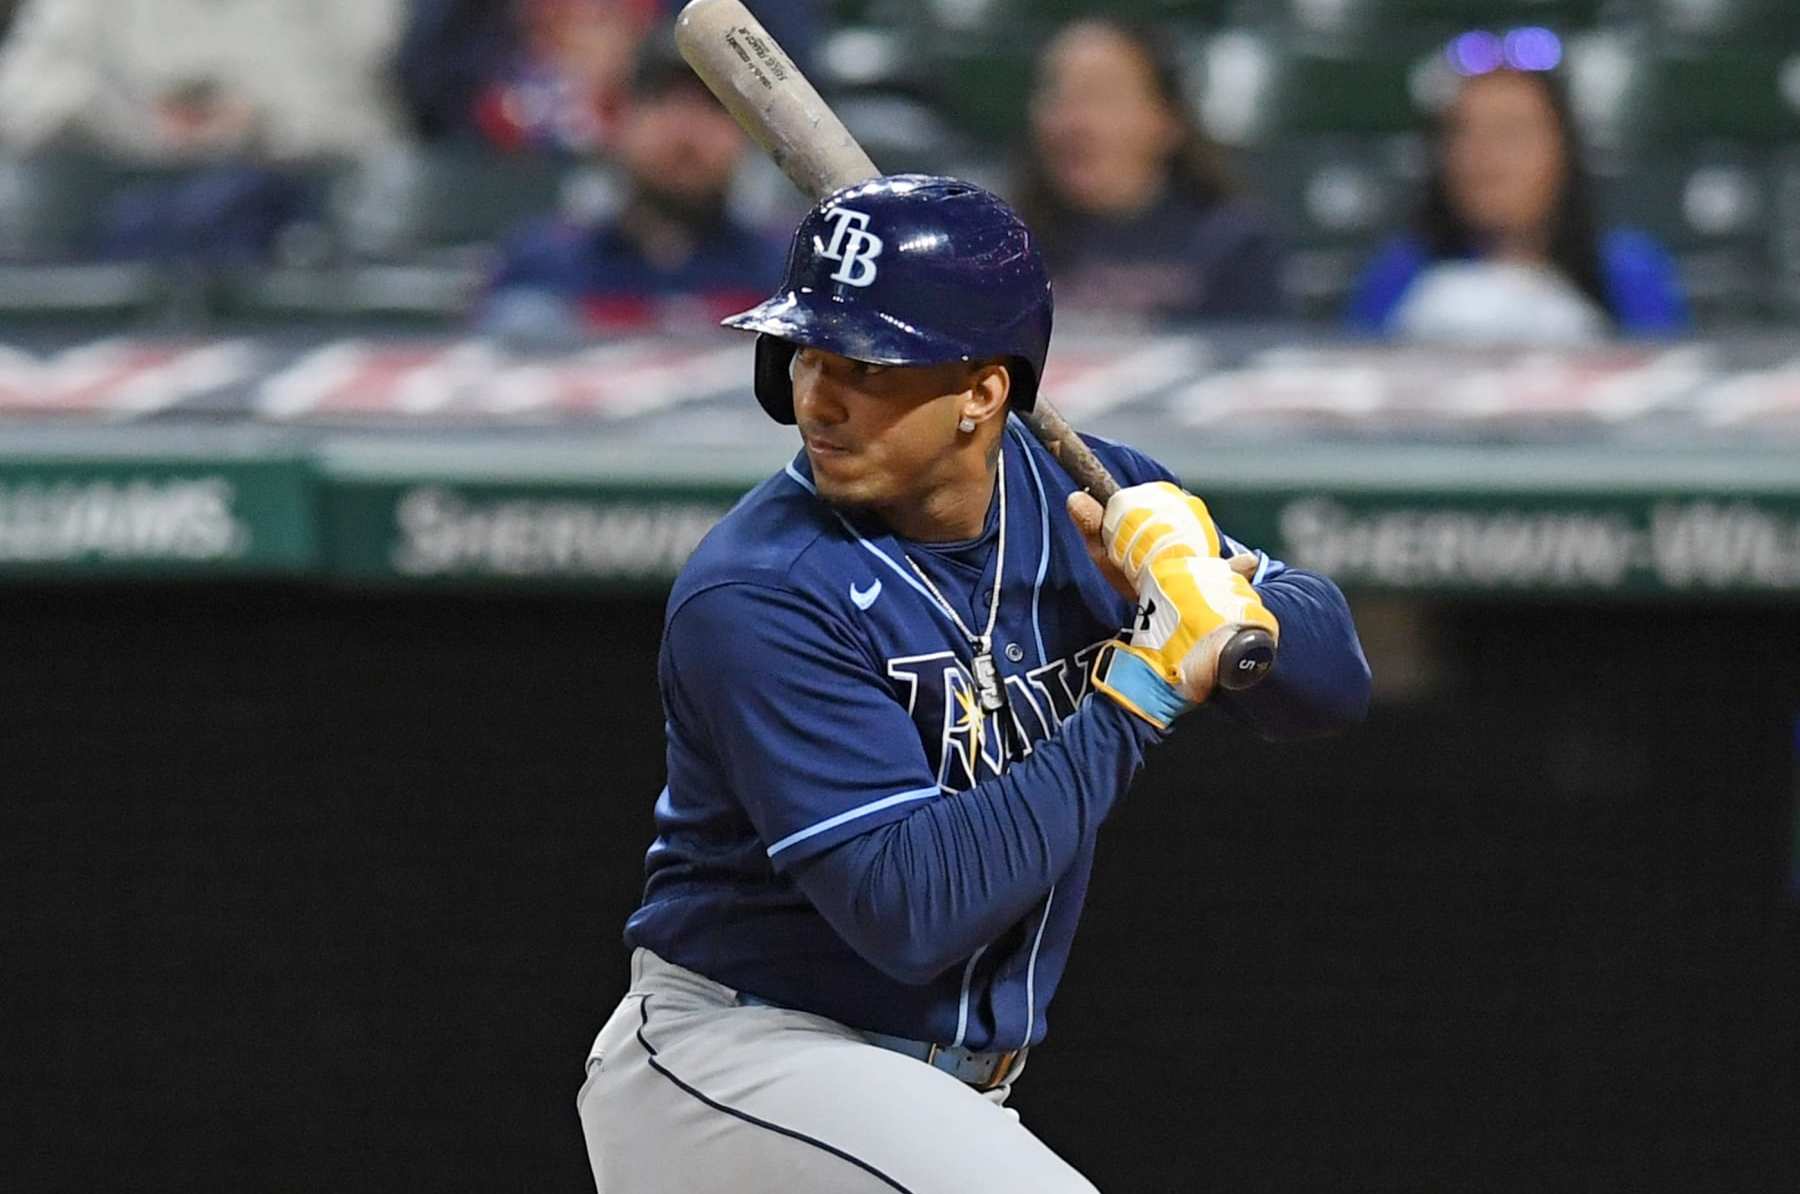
971, 649, 1006, 714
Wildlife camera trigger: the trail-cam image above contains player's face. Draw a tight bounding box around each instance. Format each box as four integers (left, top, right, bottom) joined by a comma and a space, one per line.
790, 348, 984, 516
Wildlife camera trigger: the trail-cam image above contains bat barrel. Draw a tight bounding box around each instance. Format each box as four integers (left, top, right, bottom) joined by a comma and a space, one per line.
675, 0, 877, 198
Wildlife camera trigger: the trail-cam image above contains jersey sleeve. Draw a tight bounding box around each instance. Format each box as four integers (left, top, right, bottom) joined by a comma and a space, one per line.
662, 580, 955, 871
792, 696, 1157, 984
1210, 556, 1372, 739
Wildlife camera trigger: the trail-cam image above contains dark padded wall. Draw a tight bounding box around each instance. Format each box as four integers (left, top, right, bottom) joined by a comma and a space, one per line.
6, 587, 1796, 1193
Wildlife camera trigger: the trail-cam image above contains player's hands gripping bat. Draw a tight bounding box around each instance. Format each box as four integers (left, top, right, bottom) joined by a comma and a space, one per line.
674, 0, 1276, 690
1087, 483, 1278, 726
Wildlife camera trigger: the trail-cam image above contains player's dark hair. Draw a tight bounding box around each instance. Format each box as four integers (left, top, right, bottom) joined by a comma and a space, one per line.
1012, 16, 1236, 266
1415, 68, 1613, 322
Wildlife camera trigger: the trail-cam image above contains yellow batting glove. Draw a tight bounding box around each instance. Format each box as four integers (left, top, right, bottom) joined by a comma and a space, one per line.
1090, 482, 1279, 728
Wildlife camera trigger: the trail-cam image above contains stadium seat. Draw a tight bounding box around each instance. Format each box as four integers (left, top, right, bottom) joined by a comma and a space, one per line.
1275, 0, 1608, 77
816, 21, 979, 174
839, 0, 938, 27
1626, 33, 1800, 317
1281, 0, 1607, 43
0, 153, 164, 319
833, 90, 976, 177
1201, 33, 1434, 146
1240, 134, 1422, 317
985, 0, 1234, 34
335, 147, 567, 261
929, 39, 1039, 148
1771, 145, 1800, 317
0, 152, 118, 259
1628, 51, 1800, 146
1596, 145, 1775, 324
1271, 51, 1430, 135
214, 147, 568, 325
1649, 0, 1800, 46
1584, 46, 1800, 327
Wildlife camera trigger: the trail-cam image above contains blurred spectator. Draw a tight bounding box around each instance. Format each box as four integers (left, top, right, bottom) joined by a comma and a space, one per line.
0, 0, 403, 163
0, 0, 406, 263
397, 0, 656, 155
394, 0, 518, 143
479, 39, 784, 338
1013, 17, 1284, 325
396, 0, 819, 153
1347, 67, 1689, 344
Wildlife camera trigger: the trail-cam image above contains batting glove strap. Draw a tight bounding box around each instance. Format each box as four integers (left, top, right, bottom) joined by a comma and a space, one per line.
1091, 641, 1194, 730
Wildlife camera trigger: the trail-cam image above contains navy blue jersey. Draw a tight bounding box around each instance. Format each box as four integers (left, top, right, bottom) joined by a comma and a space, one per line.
625, 418, 1369, 1051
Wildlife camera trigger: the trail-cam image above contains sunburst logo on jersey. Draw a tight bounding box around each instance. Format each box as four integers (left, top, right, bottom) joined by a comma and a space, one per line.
949, 681, 986, 761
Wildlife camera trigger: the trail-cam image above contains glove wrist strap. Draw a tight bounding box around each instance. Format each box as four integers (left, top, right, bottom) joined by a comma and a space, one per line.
1091, 641, 1193, 730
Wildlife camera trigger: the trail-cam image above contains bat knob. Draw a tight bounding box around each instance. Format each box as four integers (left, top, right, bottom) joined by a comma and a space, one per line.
1216, 628, 1277, 692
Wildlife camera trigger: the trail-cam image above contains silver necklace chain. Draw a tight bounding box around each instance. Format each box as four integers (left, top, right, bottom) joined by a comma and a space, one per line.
904, 449, 1007, 713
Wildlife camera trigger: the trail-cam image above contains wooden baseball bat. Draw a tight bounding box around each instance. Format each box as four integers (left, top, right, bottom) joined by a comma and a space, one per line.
674, 0, 1275, 690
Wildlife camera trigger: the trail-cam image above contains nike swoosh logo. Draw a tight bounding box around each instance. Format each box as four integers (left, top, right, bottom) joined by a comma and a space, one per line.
850, 579, 883, 610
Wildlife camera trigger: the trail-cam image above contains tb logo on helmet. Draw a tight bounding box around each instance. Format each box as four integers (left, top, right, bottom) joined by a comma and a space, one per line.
815, 207, 884, 287
722, 174, 1053, 425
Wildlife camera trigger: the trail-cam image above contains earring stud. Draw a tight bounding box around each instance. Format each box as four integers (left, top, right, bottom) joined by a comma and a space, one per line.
958, 417, 976, 433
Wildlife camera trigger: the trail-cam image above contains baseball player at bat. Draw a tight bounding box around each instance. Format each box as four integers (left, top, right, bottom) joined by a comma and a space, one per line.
577, 176, 1372, 1193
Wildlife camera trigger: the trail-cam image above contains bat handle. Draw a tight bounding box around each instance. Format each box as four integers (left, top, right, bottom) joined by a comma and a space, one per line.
1020, 399, 1276, 693
1020, 401, 1118, 502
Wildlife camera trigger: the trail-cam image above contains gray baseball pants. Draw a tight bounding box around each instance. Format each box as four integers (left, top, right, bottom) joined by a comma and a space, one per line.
577, 948, 1100, 1193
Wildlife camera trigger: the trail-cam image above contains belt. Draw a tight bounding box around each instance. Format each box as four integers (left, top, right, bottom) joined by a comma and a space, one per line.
736, 992, 1025, 1091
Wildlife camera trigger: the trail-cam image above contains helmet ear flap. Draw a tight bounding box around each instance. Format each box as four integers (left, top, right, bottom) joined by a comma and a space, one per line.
753, 336, 799, 424
1006, 355, 1040, 414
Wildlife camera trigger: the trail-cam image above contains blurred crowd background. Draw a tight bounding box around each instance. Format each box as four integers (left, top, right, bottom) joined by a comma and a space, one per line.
0, 0, 1793, 342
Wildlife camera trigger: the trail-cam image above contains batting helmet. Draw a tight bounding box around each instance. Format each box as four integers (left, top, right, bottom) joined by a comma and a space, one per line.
722, 174, 1054, 424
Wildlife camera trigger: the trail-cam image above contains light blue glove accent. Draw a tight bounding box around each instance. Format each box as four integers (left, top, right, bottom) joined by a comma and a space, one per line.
1092, 643, 1194, 729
